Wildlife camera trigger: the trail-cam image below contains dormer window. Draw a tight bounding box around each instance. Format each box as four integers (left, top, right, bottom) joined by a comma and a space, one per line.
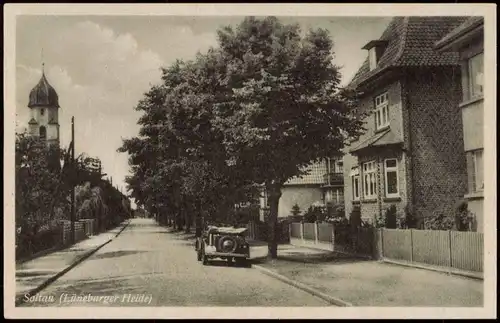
362, 40, 388, 71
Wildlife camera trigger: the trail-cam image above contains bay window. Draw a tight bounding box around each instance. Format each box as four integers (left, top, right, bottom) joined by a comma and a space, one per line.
384, 158, 399, 198
362, 161, 377, 199
374, 92, 389, 130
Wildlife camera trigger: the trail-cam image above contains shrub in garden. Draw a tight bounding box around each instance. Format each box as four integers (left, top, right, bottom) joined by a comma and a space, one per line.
425, 212, 454, 230
291, 203, 301, 217
348, 205, 362, 229
399, 205, 417, 229
325, 203, 347, 225
455, 199, 475, 231
384, 205, 398, 229
303, 205, 326, 223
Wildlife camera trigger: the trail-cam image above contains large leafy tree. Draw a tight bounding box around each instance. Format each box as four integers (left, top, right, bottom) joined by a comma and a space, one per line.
120, 17, 363, 258
119, 54, 255, 231
209, 17, 364, 258
15, 133, 65, 232
16, 131, 130, 241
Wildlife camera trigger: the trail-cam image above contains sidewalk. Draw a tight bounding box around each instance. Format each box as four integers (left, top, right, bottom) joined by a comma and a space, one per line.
16, 221, 130, 305
254, 243, 484, 307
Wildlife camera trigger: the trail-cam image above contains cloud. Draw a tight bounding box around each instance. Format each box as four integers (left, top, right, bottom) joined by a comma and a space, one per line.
160, 25, 218, 65
16, 20, 167, 191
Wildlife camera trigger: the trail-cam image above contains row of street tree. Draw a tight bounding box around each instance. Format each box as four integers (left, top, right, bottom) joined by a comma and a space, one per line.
15, 132, 132, 259
119, 16, 365, 258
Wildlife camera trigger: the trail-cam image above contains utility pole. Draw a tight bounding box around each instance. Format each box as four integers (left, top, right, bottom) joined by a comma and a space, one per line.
70, 116, 76, 244
97, 160, 102, 233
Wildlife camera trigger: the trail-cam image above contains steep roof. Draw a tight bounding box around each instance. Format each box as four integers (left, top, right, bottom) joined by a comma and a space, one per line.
284, 160, 327, 186
28, 72, 60, 108
348, 16, 469, 89
434, 16, 484, 51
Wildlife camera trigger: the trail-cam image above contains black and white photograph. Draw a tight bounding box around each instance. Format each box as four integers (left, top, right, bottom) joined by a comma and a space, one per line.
3, 3, 496, 320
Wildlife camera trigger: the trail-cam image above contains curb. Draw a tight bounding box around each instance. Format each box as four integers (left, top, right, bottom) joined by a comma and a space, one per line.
253, 264, 353, 307
15, 221, 130, 307
381, 258, 483, 281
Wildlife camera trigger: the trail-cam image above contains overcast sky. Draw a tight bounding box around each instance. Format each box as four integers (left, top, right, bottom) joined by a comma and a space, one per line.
16, 15, 392, 206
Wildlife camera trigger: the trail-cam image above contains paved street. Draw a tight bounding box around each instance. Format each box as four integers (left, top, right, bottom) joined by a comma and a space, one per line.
20, 218, 330, 307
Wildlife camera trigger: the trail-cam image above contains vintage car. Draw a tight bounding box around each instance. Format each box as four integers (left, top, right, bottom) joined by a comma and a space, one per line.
195, 225, 251, 267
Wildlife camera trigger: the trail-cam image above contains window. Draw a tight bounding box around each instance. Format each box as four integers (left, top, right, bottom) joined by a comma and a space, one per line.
335, 160, 343, 173
40, 108, 45, 116
468, 53, 483, 98
374, 92, 389, 130
368, 48, 377, 71
350, 167, 360, 200
362, 161, 377, 199
384, 158, 399, 198
39, 126, 46, 140
470, 149, 484, 192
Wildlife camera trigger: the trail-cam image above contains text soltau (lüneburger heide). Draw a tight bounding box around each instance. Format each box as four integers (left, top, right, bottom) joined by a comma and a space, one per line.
23, 293, 153, 305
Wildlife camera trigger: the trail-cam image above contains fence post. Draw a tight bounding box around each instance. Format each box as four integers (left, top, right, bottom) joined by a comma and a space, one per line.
300, 221, 304, 243
381, 228, 385, 260
331, 223, 335, 251
448, 230, 453, 272
409, 229, 414, 263
288, 223, 292, 243
314, 221, 319, 245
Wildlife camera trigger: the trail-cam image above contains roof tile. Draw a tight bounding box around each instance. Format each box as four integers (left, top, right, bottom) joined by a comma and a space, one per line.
348, 16, 469, 89
285, 160, 327, 185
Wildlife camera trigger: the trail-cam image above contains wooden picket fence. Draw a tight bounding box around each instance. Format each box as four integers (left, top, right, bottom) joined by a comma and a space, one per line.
16, 219, 97, 261
288, 222, 484, 274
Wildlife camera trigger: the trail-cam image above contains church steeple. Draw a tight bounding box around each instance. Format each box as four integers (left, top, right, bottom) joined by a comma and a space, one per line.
27, 58, 61, 147
28, 68, 60, 108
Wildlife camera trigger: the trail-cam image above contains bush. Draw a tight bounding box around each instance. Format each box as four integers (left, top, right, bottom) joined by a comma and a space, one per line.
325, 203, 347, 224
303, 205, 327, 223
384, 205, 397, 229
425, 212, 454, 230
348, 205, 362, 229
399, 205, 417, 229
455, 200, 476, 231
290, 203, 301, 217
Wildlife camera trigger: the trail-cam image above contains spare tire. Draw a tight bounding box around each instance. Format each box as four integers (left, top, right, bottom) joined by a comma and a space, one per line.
218, 236, 237, 253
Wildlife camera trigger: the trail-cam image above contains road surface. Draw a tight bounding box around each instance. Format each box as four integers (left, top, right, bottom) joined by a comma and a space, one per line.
20, 218, 330, 307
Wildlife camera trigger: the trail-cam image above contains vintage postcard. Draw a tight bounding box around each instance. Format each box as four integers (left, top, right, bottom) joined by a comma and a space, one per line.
3, 3, 497, 320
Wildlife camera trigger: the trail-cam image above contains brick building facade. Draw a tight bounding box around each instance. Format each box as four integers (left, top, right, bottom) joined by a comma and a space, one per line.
343, 17, 469, 228
435, 17, 485, 232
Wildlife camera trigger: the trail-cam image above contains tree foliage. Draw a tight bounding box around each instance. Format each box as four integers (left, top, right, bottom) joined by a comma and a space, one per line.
119, 16, 364, 257
16, 132, 131, 257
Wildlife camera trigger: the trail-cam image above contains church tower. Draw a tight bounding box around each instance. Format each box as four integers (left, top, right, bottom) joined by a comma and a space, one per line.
27, 63, 60, 147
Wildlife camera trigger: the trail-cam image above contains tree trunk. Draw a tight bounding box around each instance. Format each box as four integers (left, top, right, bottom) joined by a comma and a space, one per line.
184, 207, 191, 233
266, 183, 282, 259
175, 209, 183, 231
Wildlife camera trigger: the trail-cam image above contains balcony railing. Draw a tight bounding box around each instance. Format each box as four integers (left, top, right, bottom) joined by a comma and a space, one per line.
322, 172, 344, 187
